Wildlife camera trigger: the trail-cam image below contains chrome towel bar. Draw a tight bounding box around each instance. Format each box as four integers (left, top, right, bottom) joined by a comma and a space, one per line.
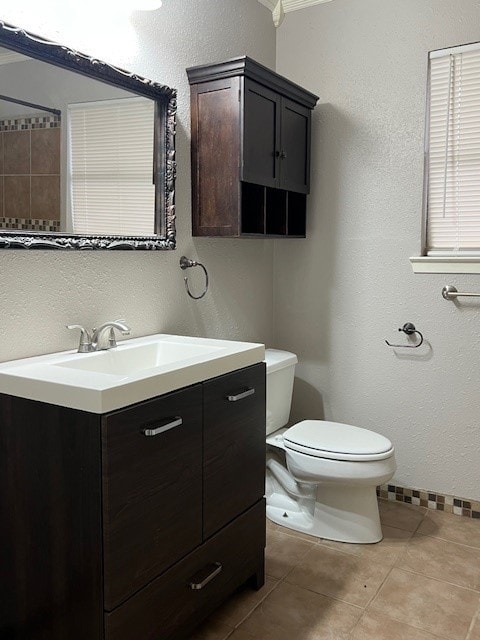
442, 285, 480, 300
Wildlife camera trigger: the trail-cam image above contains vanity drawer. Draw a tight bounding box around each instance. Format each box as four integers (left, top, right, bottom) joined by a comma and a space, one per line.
105, 499, 266, 640
102, 385, 203, 610
203, 363, 266, 538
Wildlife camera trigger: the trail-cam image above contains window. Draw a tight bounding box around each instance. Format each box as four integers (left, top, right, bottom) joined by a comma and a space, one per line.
412, 42, 480, 273
68, 97, 155, 236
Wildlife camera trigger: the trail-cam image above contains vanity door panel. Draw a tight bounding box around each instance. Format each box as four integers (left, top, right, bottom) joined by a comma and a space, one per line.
105, 499, 265, 640
203, 364, 266, 538
102, 385, 203, 610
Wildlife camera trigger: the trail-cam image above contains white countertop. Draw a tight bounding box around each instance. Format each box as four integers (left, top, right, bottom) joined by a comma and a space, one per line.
0, 334, 265, 413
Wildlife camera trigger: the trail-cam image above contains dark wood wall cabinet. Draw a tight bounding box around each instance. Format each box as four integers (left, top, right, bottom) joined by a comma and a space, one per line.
0, 363, 266, 640
187, 56, 319, 238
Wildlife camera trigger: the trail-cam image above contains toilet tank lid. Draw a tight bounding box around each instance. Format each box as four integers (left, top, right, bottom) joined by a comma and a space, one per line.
265, 349, 298, 374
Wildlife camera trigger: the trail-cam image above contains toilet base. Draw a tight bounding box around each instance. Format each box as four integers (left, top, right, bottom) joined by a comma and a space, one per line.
266, 483, 383, 544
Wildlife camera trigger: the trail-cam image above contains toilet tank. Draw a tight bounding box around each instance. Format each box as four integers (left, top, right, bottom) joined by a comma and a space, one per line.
265, 349, 298, 435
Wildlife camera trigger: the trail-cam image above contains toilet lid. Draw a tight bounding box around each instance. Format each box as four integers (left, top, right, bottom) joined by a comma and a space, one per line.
284, 420, 394, 461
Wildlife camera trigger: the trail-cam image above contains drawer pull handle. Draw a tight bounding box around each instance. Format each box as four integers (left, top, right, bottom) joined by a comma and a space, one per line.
143, 417, 183, 437
227, 388, 255, 402
189, 562, 223, 590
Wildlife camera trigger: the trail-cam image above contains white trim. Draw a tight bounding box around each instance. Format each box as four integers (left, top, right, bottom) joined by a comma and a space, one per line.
430, 41, 480, 59
410, 256, 480, 274
0, 51, 30, 66
258, 0, 333, 27
283, 0, 333, 12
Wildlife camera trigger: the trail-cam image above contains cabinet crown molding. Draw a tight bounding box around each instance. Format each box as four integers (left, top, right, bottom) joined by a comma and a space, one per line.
258, 0, 333, 27
187, 56, 319, 109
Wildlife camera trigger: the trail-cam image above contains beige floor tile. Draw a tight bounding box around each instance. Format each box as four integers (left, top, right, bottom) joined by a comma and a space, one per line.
267, 517, 320, 543
266, 518, 278, 534
350, 611, 444, 640
212, 577, 279, 627
238, 581, 362, 640
370, 568, 479, 640
468, 611, 480, 640
418, 510, 480, 549
227, 630, 256, 640
189, 619, 233, 640
378, 500, 426, 532
265, 529, 315, 579
318, 525, 412, 566
398, 533, 480, 590
285, 544, 392, 607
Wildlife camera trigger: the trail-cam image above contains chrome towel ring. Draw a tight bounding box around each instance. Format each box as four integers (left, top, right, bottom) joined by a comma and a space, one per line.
180, 256, 209, 300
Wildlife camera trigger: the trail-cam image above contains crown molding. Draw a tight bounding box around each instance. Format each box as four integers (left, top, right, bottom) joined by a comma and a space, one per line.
258, 0, 333, 27
283, 0, 333, 11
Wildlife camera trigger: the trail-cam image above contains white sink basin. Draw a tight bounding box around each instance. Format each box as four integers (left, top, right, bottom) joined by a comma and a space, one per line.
0, 334, 265, 413
56, 340, 223, 376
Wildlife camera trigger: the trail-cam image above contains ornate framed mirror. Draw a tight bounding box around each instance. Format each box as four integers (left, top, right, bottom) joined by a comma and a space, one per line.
0, 21, 176, 250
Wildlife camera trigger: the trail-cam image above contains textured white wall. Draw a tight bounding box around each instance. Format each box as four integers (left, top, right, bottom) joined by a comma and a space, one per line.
3, 0, 476, 501
275, 0, 480, 500
0, 0, 276, 361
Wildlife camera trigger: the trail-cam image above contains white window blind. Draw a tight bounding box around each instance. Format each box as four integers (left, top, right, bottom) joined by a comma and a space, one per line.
68, 97, 155, 236
426, 44, 480, 253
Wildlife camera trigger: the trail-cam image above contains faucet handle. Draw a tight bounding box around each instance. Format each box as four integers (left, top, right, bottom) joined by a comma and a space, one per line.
108, 320, 130, 349
66, 324, 93, 353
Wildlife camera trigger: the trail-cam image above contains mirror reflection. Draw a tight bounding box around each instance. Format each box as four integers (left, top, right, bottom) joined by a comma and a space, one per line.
0, 45, 157, 237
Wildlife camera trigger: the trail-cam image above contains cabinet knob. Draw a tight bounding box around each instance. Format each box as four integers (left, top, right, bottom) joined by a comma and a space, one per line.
275, 150, 281, 158
280, 150, 287, 159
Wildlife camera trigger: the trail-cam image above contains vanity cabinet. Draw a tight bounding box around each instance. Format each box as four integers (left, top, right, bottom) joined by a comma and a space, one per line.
0, 363, 266, 640
187, 56, 318, 238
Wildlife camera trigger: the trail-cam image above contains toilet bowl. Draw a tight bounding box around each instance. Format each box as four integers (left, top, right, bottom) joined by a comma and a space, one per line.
265, 350, 396, 543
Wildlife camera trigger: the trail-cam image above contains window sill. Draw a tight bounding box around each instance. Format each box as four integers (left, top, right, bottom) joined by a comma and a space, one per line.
410, 256, 480, 274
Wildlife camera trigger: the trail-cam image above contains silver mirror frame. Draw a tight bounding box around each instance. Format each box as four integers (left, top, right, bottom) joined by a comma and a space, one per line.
0, 21, 176, 250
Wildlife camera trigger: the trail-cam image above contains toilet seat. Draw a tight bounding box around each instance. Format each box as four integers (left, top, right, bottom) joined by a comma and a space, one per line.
283, 420, 394, 462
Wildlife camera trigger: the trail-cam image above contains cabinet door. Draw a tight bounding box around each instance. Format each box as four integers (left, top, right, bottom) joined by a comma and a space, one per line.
203, 364, 266, 539
102, 385, 203, 610
242, 79, 281, 188
279, 97, 311, 194
191, 77, 242, 236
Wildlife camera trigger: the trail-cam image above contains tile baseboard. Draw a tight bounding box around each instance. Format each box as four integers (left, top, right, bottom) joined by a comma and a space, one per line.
377, 483, 480, 519
0, 217, 60, 231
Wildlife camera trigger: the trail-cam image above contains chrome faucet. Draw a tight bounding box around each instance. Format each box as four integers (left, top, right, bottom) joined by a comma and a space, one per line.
91, 320, 131, 350
67, 320, 131, 353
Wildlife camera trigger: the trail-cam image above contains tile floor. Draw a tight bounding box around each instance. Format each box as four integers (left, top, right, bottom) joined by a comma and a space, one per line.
191, 499, 480, 640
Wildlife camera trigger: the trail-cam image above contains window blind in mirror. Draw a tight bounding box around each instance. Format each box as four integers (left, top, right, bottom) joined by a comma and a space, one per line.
426, 43, 480, 253
68, 97, 155, 236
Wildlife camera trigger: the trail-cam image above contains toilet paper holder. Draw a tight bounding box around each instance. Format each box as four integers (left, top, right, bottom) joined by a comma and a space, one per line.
385, 323, 424, 349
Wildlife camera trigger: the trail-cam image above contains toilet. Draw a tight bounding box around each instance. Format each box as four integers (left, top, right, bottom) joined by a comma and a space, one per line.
265, 349, 396, 544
